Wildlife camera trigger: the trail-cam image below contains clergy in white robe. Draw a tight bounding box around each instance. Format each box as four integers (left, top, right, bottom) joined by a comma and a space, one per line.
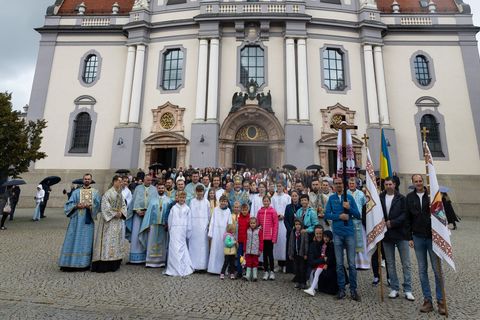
91, 177, 126, 273
271, 185, 291, 262
207, 197, 232, 274
165, 191, 194, 277
125, 176, 158, 264
188, 186, 211, 271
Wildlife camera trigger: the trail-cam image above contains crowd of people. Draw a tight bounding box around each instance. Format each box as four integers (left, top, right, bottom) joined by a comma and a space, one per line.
0, 165, 459, 316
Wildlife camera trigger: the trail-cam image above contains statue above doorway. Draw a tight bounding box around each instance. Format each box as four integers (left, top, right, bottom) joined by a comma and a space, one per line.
230, 79, 273, 113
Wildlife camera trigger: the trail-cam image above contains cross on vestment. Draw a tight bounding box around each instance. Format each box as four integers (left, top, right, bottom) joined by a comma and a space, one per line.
361, 133, 369, 148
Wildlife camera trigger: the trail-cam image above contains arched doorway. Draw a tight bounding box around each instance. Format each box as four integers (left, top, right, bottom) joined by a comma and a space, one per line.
219, 105, 284, 169
143, 132, 188, 170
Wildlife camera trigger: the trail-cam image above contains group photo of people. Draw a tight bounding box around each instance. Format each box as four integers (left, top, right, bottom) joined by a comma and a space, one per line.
54, 165, 459, 316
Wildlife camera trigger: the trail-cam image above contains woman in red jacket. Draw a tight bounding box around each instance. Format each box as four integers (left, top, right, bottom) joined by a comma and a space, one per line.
257, 195, 279, 280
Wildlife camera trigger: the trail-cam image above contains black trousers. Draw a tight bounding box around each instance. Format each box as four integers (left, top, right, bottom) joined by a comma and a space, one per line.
221, 255, 236, 274
40, 199, 48, 217
293, 255, 307, 284
263, 240, 274, 272
371, 241, 389, 279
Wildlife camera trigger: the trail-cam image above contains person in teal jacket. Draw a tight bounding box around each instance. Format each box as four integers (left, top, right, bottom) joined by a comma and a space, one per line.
295, 194, 319, 240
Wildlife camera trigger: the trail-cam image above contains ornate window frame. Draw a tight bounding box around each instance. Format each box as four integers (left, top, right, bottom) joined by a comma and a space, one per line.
320, 44, 351, 94
414, 108, 449, 161
237, 42, 268, 91
410, 50, 436, 90
78, 50, 102, 87
65, 95, 98, 157
157, 45, 186, 93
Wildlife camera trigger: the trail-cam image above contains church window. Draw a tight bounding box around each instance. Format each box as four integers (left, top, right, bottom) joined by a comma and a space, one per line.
70, 112, 92, 153
414, 55, 431, 86
240, 45, 265, 87
323, 48, 345, 91
420, 114, 444, 157
162, 49, 184, 90
82, 54, 98, 84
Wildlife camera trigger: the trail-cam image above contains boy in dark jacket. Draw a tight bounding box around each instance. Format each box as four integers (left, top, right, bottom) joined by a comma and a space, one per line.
288, 219, 309, 289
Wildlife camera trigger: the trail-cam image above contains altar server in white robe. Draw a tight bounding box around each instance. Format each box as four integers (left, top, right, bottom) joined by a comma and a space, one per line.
188, 185, 210, 271
207, 195, 232, 274
271, 182, 291, 269
250, 182, 267, 218
165, 191, 194, 277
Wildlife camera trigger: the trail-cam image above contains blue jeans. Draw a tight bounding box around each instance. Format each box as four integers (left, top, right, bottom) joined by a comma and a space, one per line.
33, 203, 41, 220
333, 234, 357, 292
413, 235, 443, 302
383, 240, 412, 292
236, 243, 244, 275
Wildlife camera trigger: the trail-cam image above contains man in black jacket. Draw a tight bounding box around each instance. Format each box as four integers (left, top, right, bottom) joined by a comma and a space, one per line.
406, 174, 445, 315
380, 177, 414, 301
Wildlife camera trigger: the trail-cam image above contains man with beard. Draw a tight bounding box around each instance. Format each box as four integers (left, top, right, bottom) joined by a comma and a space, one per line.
308, 178, 328, 229
185, 171, 201, 205
59, 173, 101, 271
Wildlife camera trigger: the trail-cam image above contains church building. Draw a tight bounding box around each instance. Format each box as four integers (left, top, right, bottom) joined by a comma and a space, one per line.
27, 0, 480, 211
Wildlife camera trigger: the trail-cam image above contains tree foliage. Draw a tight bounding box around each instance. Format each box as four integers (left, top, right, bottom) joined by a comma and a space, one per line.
0, 92, 47, 180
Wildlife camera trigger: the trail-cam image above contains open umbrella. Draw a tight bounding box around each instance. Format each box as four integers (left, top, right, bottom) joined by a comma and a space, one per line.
40, 176, 61, 187
283, 164, 297, 171
115, 169, 130, 174
232, 162, 247, 167
306, 164, 323, 171
72, 178, 96, 185
1, 179, 26, 187
149, 163, 163, 170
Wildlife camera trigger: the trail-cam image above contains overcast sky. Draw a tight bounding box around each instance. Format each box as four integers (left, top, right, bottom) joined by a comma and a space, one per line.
1, 1, 480, 111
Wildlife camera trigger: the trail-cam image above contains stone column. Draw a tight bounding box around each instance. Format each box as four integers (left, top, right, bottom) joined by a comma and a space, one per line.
373, 46, 390, 125
285, 38, 297, 121
363, 45, 380, 124
120, 45, 136, 124
195, 39, 209, 121
128, 44, 146, 124
206, 38, 220, 120
297, 39, 310, 122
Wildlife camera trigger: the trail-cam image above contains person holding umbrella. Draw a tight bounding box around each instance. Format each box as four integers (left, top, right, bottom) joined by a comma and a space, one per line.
33, 185, 45, 221
0, 187, 13, 230
39, 176, 61, 218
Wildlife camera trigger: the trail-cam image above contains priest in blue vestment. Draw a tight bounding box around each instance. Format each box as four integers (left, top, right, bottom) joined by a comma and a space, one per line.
59, 173, 101, 271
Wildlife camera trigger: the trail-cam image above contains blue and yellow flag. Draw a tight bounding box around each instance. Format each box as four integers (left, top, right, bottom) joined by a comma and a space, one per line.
380, 128, 392, 180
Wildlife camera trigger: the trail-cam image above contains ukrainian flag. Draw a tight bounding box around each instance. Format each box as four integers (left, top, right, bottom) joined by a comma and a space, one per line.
380, 128, 392, 180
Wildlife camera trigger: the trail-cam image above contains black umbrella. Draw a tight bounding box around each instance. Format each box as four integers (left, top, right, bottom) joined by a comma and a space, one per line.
306, 164, 323, 171
115, 169, 130, 174
283, 164, 297, 171
1, 179, 26, 187
72, 178, 96, 185
40, 176, 61, 187
232, 162, 247, 167
149, 163, 163, 170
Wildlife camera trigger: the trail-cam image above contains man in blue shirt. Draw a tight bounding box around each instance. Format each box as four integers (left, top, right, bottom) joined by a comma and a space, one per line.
325, 178, 361, 301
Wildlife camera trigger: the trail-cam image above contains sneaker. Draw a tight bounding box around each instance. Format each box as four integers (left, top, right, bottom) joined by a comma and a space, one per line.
230, 274, 235, 280
372, 277, 379, 286
405, 292, 415, 301
269, 271, 275, 280
388, 290, 399, 299
420, 299, 433, 313
262, 272, 269, 281
304, 287, 315, 297
220, 274, 225, 280
337, 290, 346, 300
351, 291, 361, 302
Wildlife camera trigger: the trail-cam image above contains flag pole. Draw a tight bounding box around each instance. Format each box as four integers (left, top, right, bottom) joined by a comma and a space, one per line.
422, 127, 448, 317
362, 133, 384, 302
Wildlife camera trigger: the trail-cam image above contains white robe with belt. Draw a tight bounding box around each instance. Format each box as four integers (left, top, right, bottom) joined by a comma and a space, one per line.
188, 198, 210, 270
271, 192, 291, 261
207, 207, 232, 274
165, 203, 194, 277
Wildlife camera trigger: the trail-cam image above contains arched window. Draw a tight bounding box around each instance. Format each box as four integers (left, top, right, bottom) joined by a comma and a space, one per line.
82, 54, 98, 84
414, 55, 431, 87
420, 114, 443, 157
240, 45, 265, 87
162, 49, 184, 90
70, 112, 92, 153
323, 48, 345, 91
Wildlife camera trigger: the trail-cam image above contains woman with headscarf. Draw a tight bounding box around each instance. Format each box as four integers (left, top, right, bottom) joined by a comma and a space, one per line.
33, 185, 44, 221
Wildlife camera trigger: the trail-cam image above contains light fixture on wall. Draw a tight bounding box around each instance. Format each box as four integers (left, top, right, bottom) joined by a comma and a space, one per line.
299, 135, 304, 143
117, 137, 124, 146
200, 134, 205, 143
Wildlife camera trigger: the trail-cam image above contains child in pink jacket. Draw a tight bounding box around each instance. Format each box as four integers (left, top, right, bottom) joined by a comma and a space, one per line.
257, 195, 279, 280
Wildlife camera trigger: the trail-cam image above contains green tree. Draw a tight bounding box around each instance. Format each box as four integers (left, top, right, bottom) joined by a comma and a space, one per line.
0, 92, 47, 187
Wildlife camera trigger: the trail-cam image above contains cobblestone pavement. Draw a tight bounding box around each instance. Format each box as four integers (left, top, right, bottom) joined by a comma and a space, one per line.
0, 209, 478, 320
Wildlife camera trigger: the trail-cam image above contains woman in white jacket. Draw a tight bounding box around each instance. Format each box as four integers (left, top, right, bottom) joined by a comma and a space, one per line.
33, 185, 44, 221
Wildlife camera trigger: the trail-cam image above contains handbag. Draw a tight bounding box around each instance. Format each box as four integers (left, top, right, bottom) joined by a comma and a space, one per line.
3, 198, 11, 213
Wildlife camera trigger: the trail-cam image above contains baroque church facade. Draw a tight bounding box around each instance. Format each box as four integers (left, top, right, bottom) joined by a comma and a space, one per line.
28, 0, 480, 182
